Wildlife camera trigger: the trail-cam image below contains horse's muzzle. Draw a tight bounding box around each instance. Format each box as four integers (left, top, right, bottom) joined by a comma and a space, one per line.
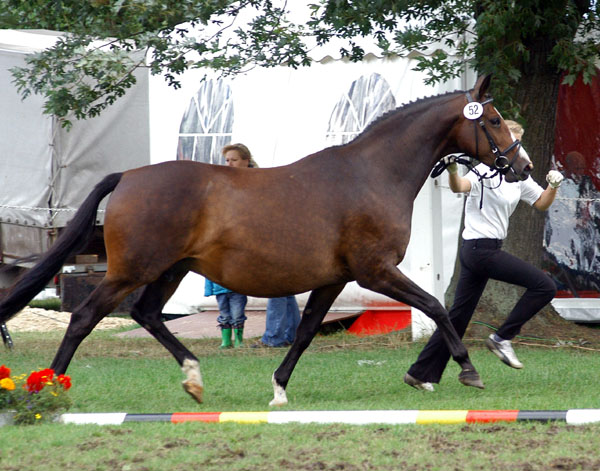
505, 162, 532, 182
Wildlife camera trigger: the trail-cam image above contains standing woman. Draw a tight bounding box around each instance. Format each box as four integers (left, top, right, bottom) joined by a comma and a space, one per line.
204, 143, 256, 348
404, 121, 564, 391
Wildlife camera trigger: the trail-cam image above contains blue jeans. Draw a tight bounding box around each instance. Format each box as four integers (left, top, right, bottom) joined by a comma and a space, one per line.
261, 296, 300, 347
216, 292, 248, 328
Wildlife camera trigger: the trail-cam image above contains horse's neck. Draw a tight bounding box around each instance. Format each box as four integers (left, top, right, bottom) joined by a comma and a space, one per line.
363, 99, 460, 193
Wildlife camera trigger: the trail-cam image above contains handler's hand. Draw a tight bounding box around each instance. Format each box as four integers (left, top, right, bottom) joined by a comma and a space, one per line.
546, 170, 564, 189
443, 155, 458, 174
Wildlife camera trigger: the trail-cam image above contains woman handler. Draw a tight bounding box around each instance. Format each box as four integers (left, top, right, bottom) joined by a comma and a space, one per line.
404, 122, 563, 391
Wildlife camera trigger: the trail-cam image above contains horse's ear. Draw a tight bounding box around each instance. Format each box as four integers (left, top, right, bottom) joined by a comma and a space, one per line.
473, 74, 492, 100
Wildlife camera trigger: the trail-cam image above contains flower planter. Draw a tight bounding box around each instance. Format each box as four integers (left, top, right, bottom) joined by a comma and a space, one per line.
1, 364, 72, 425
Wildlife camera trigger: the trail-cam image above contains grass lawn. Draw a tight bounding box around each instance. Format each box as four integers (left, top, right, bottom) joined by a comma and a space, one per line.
1, 328, 600, 470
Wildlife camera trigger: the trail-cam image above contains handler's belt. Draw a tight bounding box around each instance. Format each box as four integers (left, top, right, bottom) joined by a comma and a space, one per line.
463, 238, 503, 250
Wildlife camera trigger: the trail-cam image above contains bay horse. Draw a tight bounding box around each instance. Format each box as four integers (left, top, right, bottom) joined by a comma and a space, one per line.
0, 75, 532, 406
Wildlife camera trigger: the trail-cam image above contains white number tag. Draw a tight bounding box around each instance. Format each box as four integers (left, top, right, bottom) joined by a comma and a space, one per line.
463, 102, 483, 120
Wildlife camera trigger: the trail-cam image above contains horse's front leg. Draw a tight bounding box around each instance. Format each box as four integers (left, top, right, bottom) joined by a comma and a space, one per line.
270, 283, 346, 407
356, 264, 483, 389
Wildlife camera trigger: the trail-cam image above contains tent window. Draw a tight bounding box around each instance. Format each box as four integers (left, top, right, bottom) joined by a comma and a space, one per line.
326, 73, 396, 145
177, 79, 234, 164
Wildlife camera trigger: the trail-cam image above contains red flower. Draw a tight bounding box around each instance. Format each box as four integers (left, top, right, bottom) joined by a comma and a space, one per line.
0, 365, 10, 380
57, 374, 72, 390
26, 368, 55, 393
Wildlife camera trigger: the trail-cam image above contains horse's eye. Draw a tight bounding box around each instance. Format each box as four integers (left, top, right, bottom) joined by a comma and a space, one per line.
490, 117, 501, 127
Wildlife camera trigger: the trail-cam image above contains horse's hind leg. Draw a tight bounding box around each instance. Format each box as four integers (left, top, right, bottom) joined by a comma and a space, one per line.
356, 264, 483, 389
128, 261, 204, 403
270, 283, 345, 407
51, 277, 134, 374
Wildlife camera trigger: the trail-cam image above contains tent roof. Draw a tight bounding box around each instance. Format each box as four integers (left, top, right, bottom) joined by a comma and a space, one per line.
0, 29, 61, 54
0, 25, 462, 62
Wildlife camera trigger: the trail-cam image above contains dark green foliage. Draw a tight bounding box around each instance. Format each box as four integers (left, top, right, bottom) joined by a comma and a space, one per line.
2, 1, 600, 125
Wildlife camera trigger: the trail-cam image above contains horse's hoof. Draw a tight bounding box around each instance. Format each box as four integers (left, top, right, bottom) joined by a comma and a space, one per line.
182, 380, 204, 403
269, 396, 288, 407
458, 370, 485, 389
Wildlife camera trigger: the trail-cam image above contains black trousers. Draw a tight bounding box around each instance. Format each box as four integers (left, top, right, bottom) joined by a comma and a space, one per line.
407, 238, 557, 384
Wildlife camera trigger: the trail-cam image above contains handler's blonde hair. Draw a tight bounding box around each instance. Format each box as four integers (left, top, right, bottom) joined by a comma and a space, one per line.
504, 120, 524, 141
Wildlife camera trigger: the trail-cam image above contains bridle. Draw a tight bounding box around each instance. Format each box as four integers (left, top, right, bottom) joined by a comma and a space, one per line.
429, 92, 525, 209
431, 93, 523, 180
465, 91, 521, 175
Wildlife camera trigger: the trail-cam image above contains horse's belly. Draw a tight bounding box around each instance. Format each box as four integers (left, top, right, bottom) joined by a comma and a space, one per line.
191, 249, 343, 298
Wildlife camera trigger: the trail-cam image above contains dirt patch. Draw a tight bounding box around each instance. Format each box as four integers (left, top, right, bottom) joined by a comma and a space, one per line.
5, 307, 136, 332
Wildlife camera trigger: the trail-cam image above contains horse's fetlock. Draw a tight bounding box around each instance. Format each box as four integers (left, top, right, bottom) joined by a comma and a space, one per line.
270, 373, 288, 407
182, 358, 202, 386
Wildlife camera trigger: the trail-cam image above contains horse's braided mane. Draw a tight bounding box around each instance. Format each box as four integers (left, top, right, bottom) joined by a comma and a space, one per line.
352, 88, 464, 141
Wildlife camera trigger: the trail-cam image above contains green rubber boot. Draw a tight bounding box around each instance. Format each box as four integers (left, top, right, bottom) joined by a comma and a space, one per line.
233, 327, 244, 348
219, 328, 233, 349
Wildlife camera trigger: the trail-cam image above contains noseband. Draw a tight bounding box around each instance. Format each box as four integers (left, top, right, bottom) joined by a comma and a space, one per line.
465, 92, 521, 175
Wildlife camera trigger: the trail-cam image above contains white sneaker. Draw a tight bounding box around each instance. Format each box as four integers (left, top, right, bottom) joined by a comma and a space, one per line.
485, 334, 523, 369
404, 373, 435, 392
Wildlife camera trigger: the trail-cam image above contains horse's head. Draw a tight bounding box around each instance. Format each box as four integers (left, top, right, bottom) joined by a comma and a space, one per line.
454, 75, 533, 182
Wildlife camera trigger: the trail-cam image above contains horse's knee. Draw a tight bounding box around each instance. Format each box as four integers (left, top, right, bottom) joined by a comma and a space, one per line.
65, 308, 100, 337
422, 300, 448, 324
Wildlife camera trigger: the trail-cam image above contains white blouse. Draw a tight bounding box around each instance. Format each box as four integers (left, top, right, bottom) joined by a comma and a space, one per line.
462, 164, 543, 240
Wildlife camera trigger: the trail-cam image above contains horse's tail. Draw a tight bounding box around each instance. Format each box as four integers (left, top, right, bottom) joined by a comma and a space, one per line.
0, 172, 123, 323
